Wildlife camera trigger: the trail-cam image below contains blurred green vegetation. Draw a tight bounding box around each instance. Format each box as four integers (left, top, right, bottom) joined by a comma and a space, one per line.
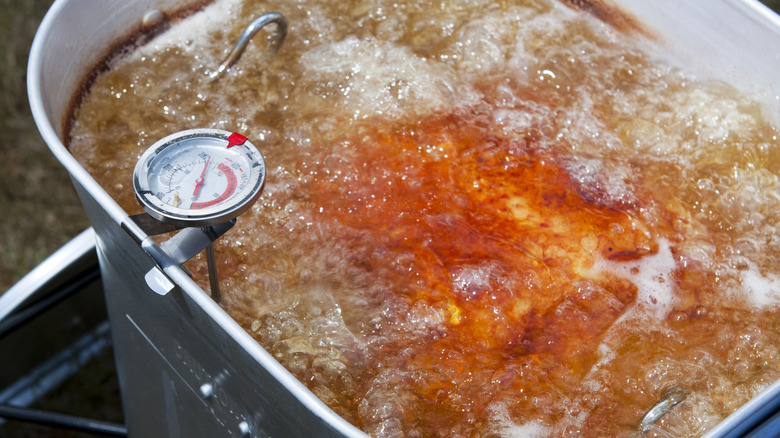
0, 0, 88, 292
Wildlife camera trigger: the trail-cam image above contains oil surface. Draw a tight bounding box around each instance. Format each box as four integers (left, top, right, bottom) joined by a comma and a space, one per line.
68, 0, 780, 436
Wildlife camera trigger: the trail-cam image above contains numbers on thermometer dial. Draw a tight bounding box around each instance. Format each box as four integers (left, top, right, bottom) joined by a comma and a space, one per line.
150, 151, 248, 211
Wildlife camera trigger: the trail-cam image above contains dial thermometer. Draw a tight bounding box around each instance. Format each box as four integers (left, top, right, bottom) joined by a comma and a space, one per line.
132, 129, 265, 303
133, 128, 266, 228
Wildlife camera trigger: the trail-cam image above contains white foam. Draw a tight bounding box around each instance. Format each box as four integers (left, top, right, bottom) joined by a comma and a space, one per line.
676, 87, 759, 145
739, 264, 780, 307
559, 89, 626, 154
299, 36, 460, 120
487, 402, 551, 438
133, 0, 243, 56
447, 5, 538, 79
564, 156, 637, 207
592, 239, 677, 322
489, 83, 554, 140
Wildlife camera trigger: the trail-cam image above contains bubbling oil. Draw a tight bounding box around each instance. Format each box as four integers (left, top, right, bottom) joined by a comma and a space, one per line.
67, 0, 780, 436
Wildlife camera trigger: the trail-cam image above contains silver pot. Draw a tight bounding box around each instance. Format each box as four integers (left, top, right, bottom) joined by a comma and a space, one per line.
27, 0, 780, 436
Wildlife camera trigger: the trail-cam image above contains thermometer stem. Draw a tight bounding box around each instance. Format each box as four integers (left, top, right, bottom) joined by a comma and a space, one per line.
205, 241, 221, 303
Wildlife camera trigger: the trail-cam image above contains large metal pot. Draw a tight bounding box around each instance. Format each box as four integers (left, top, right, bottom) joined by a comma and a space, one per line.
27, 0, 780, 436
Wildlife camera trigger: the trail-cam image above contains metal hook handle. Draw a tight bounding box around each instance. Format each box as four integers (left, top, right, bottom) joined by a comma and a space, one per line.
637, 387, 689, 435
209, 12, 288, 81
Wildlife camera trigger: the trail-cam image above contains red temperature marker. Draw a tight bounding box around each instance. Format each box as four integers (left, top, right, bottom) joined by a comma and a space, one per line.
226, 132, 247, 148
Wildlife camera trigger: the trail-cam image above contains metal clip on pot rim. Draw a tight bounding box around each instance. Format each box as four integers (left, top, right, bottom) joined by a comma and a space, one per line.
636, 386, 690, 437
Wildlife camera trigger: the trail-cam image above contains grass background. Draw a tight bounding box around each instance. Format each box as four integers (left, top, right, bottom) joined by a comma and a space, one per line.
0, 0, 86, 292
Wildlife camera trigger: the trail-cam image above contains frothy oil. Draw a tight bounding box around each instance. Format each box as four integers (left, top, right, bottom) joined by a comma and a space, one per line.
67, 0, 780, 437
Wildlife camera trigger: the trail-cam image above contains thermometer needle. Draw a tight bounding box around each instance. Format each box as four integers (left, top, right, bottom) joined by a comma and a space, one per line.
193, 156, 211, 197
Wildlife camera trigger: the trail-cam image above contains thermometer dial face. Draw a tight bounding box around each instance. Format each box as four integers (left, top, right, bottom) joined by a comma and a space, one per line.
133, 129, 266, 227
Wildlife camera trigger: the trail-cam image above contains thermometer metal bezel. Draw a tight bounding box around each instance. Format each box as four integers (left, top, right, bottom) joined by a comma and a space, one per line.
133, 128, 265, 228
